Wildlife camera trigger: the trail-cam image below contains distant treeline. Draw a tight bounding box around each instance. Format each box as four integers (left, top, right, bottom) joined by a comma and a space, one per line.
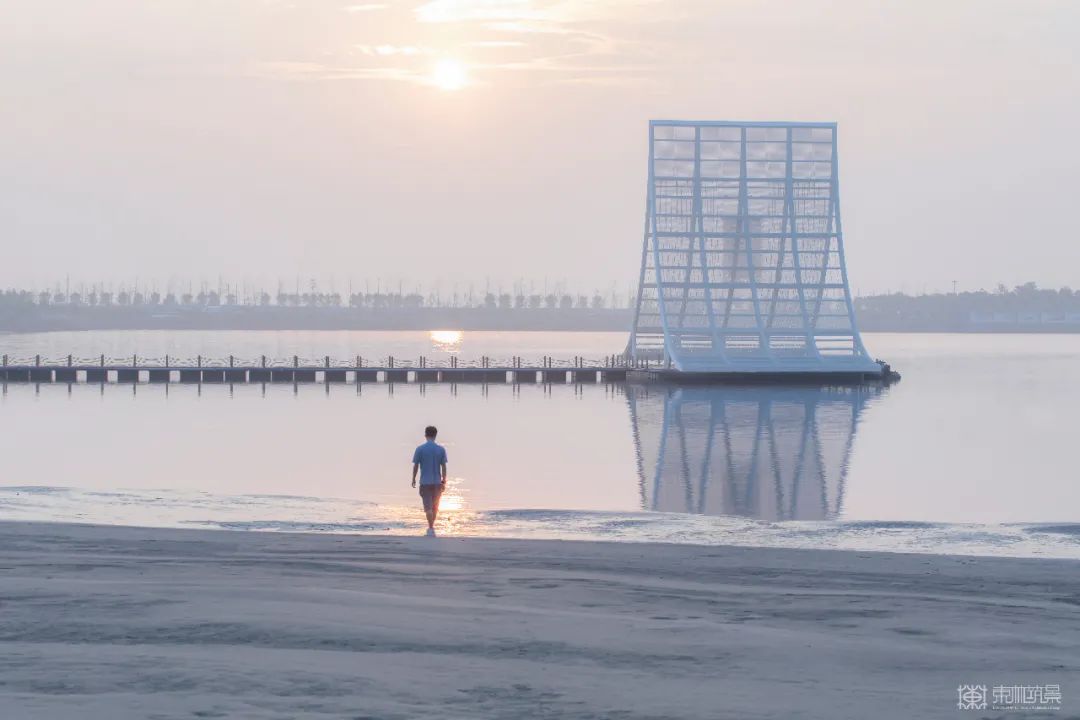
856, 283, 1080, 331
1, 283, 1078, 333
0, 288, 618, 311
0, 294, 630, 332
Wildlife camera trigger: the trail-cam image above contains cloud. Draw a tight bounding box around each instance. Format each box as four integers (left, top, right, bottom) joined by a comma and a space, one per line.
414, 0, 541, 24
411, 0, 658, 84
356, 45, 432, 56
250, 61, 423, 84
464, 40, 528, 48
414, 0, 661, 25
257, 0, 660, 88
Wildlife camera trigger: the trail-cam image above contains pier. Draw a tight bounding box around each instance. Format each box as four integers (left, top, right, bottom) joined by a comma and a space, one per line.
0, 353, 897, 386
0, 354, 631, 385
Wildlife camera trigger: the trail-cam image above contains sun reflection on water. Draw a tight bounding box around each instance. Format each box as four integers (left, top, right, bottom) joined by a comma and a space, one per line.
439, 481, 466, 512
434, 477, 472, 535
429, 329, 464, 352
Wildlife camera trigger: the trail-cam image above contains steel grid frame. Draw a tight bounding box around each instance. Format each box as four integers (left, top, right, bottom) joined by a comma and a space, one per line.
628, 120, 876, 373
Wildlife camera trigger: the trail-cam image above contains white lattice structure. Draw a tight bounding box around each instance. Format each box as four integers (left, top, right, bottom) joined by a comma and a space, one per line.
628, 120, 878, 374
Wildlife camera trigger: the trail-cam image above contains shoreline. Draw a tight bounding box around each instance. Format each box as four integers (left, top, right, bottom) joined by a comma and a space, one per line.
2, 519, 1076, 718
3, 485, 1080, 560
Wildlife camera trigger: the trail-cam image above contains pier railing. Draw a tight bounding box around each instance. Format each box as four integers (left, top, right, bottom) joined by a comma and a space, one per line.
0, 353, 657, 384
0, 353, 645, 369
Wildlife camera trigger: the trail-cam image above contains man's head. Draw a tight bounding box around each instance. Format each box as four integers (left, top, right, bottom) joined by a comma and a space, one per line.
424, 425, 438, 439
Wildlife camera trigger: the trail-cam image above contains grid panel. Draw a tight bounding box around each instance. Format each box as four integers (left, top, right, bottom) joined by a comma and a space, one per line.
629, 120, 876, 372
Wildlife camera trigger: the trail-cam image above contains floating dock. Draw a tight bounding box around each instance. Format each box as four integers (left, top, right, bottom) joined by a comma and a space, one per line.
0, 356, 627, 385
0, 354, 898, 386
0, 367, 625, 384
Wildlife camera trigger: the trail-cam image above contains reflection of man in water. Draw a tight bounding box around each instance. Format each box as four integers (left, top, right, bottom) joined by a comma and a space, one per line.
411, 425, 448, 537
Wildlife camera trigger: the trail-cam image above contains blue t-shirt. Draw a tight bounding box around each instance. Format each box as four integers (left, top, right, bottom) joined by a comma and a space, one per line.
412, 440, 448, 485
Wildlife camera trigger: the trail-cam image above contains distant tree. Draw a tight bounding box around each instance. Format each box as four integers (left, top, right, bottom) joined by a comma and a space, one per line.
559, 294, 574, 310
514, 294, 526, 309
575, 295, 589, 309
591, 294, 605, 310
1014, 281, 1038, 297
544, 294, 558, 310
484, 293, 497, 309
498, 293, 512, 310
259, 292, 271, 306
37, 291, 50, 305
528, 294, 543, 310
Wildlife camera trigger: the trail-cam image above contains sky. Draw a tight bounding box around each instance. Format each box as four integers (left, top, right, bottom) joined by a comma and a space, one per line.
2, 0, 1078, 296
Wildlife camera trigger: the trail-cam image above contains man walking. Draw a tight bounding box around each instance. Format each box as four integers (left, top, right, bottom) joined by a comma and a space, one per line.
411, 425, 448, 536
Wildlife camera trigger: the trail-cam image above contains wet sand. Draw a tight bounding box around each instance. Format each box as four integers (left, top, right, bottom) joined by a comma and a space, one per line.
0, 521, 1076, 719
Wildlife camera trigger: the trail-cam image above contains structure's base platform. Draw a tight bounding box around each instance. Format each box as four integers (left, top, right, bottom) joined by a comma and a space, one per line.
627, 368, 899, 386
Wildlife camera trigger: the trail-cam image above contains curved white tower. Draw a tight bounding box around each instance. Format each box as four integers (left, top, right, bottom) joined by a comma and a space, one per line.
629, 120, 878, 374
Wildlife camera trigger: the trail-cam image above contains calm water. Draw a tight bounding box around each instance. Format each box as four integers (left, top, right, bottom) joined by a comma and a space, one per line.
1, 330, 1079, 558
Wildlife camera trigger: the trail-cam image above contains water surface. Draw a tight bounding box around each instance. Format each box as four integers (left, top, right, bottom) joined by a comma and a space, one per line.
1, 330, 1078, 558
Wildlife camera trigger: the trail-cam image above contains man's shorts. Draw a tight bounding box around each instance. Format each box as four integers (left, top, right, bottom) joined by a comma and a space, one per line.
419, 483, 444, 512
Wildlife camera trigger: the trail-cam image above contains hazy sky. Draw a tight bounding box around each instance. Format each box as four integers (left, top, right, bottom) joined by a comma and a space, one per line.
3, 0, 1078, 296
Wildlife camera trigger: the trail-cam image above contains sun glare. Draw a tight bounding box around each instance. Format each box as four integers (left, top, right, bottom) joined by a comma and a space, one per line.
430, 329, 464, 347
432, 59, 468, 91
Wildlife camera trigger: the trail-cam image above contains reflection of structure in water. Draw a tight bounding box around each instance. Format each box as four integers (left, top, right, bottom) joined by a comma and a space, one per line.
628, 384, 885, 521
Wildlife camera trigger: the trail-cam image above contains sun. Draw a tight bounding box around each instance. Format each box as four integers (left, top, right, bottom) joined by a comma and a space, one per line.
431, 58, 468, 91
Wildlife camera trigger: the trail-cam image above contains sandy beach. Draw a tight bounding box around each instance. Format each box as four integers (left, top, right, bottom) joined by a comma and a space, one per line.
0, 520, 1077, 719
